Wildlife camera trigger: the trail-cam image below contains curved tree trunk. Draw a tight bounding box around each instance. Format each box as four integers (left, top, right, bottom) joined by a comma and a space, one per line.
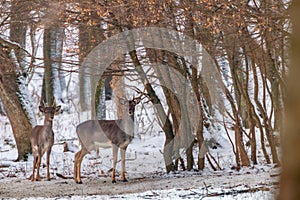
0, 0, 34, 160
0, 44, 32, 161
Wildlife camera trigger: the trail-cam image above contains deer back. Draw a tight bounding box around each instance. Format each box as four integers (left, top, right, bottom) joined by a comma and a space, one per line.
76, 97, 141, 152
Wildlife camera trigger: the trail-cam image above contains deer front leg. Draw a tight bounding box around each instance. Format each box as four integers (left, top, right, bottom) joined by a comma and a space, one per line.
36, 154, 42, 181
120, 148, 127, 182
112, 145, 118, 183
31, 156, 37, 181
46, 149, 51, 181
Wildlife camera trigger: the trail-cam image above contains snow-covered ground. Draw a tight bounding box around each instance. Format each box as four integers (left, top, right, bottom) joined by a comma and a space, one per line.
0, 106, 279, 199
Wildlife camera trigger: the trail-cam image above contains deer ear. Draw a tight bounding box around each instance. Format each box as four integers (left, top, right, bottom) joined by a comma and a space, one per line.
55, 105, 61, 113
39, 106, 45, 113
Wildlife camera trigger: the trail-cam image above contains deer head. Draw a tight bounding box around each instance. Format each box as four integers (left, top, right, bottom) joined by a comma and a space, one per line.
119, 95, 142, 117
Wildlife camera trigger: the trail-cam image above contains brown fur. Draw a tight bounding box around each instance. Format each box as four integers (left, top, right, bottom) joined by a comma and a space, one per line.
74, 98, 140, 184
30, 105, 61, 181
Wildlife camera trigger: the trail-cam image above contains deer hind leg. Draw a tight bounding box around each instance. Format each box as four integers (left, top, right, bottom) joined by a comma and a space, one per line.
36, 154, 42, 181
73, 150, 79, 181
74, 148, 88, 184
112, 145, 119, 183
120, 148, 128, 182
46, 149, 51, 181
31, 156, 37, 181
74, 149, 81, 183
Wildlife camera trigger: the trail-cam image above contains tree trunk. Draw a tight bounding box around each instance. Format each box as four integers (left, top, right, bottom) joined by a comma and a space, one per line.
40, 1, 66, 106
0, 45, 32, 161
130, 50, 175, 173
225, 88, 250, 167
78, 8, 106, 114
223, 29, 249, 129
95, 79, 105, 119
110, 62, 126, 119
0, 0, 33, 160
191, 65, 205, 170
242, 52, 257, 165
42, 26, 55, 105
250, 60, 271, 164
51, 25, 65, 103
279, 1, 300, 199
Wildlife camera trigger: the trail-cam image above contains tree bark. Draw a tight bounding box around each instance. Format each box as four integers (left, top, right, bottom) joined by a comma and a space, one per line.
191, 63, 205, 170
39, 1, 65, 106
0, 0, 33, 160
42, 26, 55, 105
78, 8, 106, 115
0, 45, 32, 161
279, 1, 300, 199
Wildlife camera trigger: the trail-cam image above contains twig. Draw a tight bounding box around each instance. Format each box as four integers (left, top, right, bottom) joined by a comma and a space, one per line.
203, 182, 210, 195
206, 154, 217, 171
223, 116, 236, 155
207, 152, 222, 170
206, 187, 270, 197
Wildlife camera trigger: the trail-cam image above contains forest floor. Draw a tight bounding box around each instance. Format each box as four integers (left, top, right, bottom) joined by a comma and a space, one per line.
0, 168, 279, 199
0, 114, 280, 199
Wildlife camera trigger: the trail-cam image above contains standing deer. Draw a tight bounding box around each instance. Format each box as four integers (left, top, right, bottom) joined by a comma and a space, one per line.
74, 96, 141, 184
30, 103, 61, 181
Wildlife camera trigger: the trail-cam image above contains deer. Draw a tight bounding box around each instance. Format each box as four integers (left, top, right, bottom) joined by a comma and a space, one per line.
73, 96, 142, 184
30, 102, 61, 181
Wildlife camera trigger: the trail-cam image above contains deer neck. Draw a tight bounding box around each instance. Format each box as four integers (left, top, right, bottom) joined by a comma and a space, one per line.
120, 114, 135, 136
44, 119, 53, 131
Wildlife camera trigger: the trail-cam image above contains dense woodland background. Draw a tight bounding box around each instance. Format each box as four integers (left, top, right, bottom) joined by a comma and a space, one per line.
0, 0, 298, 199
